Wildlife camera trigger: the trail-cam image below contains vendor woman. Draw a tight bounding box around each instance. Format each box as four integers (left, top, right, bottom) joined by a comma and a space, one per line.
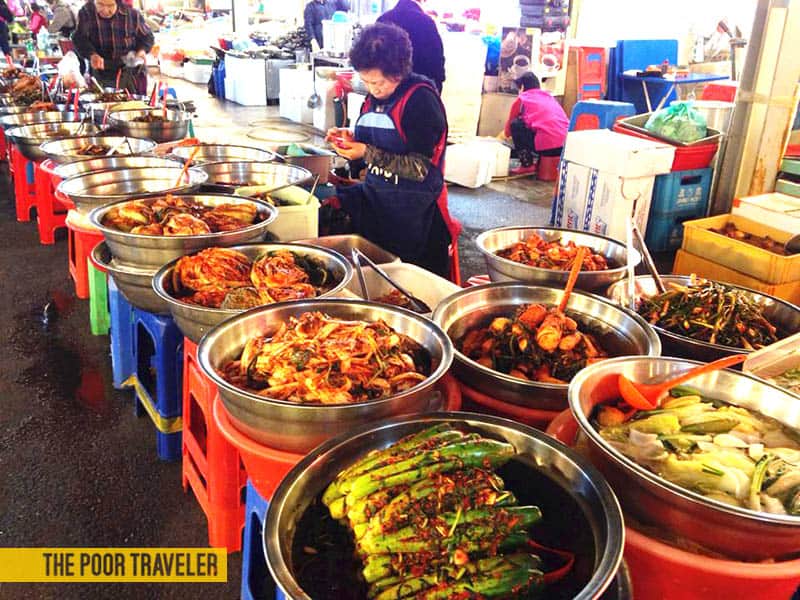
325, 23, 458, 278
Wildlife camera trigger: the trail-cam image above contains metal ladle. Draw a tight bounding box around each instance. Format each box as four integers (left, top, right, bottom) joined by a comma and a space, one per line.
350, 248, 432, 313
307, 64, 321, 109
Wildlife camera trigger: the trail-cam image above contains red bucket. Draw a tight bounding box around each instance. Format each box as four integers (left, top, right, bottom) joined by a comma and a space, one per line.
546, 410, 800, 600
460, 382, 561, 430
213, 375, 462, 500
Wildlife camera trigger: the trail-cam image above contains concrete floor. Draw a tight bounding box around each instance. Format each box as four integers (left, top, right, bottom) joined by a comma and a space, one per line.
0, 79, 556, 599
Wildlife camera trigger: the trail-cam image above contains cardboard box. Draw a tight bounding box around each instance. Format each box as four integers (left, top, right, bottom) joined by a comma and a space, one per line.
553, 160, 654, 241
731, 192, 800, 233
563, 129, 675, 177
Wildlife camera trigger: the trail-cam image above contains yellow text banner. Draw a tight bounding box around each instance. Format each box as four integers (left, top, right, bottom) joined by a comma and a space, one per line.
0, 548, 227, 582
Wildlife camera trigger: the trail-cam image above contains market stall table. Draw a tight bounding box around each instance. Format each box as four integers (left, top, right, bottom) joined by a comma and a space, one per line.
620, 71, 729, 112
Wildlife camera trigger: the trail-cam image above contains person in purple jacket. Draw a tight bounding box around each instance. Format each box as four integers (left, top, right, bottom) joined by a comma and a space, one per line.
504, 71, 568, 175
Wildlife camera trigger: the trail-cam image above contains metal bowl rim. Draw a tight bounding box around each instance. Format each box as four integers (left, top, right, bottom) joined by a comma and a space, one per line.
87, 192, 277, 241
53, 156, 184, 179
606, 275, 800, 354
432, 281, 662, 392
91, 242, 159, 276
107, 107, 193, 123
197, 298, 454, 412
568, 355, 800, 526
38, 135, 157, 157
170, 143, 278, 162
476, 226, 642, 277
56, 165, 207, 201
151, 242, 355, 316
264, 410, 625, 600
194, 159, 314, 176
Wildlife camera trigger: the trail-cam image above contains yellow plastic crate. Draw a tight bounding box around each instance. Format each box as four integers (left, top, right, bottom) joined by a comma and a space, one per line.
672, 249, 800, 305
681, 213, 800, 285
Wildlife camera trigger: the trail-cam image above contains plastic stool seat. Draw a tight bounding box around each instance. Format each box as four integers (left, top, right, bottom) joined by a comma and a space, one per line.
129, 308, 183, 461
108, 277, 136, 389
537, 155, 560, 181
33, 160, 68, 244
182, 338, 246, 552
87, 257, 110, 336
568, 100, 636, 132
10, 145, 37, 222
67, 212, 104, 299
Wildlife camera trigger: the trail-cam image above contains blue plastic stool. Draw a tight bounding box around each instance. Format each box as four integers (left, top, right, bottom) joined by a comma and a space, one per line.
568, 100, 636, 131
159, 87, 178, 100
241, 481, 280, 600
130, 308, 183, 461
108, 277, 136, 390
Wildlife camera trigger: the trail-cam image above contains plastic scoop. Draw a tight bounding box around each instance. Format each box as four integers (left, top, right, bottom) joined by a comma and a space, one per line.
557, 246, 587, 313
174, 146, 200, 186
618, 354, 747, 410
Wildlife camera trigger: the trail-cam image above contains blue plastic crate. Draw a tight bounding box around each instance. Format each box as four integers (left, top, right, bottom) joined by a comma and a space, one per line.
645, 209, 705, 253
241, 481, 279, 600
650, 168, 712, 214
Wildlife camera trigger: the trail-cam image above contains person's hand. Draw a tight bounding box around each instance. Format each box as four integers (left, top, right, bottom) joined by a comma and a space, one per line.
325, 127, 353, 143
333, 141, 366, 161
90, 54, 104, 70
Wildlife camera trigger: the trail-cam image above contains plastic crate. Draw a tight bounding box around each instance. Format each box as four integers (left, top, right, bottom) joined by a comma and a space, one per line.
650, 168, 712, 213
645, 209, 704, 252
681, 213, 800, 285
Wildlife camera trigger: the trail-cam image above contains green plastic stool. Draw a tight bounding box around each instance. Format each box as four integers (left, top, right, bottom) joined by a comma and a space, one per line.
88, 258, 110, 336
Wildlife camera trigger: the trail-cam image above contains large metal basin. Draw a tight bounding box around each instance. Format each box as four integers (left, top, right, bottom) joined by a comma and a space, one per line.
5, 121, 102, 160
606, 275, 800, 362
92, 242, 167, 314
569, 356, 800, 561
0, 111, 84, 131
89, 194, 278, 269
52, 155, 182, 181
197, 299, 454, 453
39, 135, 156, 164
476, 226, 640, 291
152, 243, 354, 343
265, 412, 624, 599
295, 234, 400, 265
57, 166, 207, 214
107, 108, 191, 143
432, 282, 661, 410
194, 160, 312, 194
171, 143, 277, 164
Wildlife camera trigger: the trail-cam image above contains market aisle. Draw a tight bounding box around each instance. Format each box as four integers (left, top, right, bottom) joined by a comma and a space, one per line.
0, 83, 553, 600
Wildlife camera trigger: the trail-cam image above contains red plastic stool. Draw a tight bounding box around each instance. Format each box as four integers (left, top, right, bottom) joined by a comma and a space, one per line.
0, 129, 7, 161
33, 160, 69, 245
537, 155, 561, 182
182, 337, 246, 552
459, 381, 560, 430
9, 144, 37, 222
66, 211, 105, 299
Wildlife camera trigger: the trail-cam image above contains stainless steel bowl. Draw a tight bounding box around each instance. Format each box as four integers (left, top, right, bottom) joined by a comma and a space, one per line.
170, 143, 277, 164
152, 243, 354, 343
89, 194, 277, 268
107, 108, 191, 143
197, 299, 454, 453
569, 356, 800, 561
91, 242, 167, 314
294, 234, 400, 265
5, 121, 102, 160
265, 412, 625, 599
57, 166, 207, 214
606, 275, 800, 362
0, 111, 84, 131
39, 135, 156, 164
85, 96, 148, 123
476, 227, 641, 291
194, 160, 313, 193
432, 282, 661, 410
52, 155, 182, 181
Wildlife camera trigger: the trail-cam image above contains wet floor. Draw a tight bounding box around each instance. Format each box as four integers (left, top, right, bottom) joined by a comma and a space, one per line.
0, 78, 556, 599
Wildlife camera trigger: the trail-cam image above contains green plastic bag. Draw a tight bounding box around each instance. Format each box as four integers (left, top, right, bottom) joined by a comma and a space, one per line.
644, 102, 708, 143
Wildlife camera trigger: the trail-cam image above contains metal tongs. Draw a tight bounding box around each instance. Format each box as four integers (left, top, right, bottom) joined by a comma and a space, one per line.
106, 136, 133, 156
350, 248, 432, 313
632, 223, 667, 295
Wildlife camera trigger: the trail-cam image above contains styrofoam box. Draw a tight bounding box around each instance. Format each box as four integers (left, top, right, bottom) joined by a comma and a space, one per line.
279, 94, 313, 124
345, 262, 461, 314
266, 197, 320, 241
731, 192, 800, 234
468, 138, 511, 177
553, 159, 654, 241
182, 61, 212, 84
444, 142, 496, 188
564, 129, 675, 177
159, 59, 183, 79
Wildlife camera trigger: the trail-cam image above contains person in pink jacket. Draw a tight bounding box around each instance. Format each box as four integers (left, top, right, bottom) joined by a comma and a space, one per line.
504, 71, 568, 175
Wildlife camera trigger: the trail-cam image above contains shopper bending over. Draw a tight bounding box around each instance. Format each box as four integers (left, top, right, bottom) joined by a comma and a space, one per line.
504, 71, 568, 175
325, 23, 458, 278
72, 0, 153, 94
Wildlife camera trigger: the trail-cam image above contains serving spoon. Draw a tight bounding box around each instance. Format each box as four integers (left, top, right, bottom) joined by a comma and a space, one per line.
618, 354, 747, 410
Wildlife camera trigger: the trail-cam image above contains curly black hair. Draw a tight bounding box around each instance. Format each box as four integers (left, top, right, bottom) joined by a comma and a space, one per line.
349, 23, 412, 80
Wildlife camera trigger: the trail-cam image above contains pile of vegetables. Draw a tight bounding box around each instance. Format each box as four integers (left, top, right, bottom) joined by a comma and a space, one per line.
596, 387, 800, 515
770, 367, 800, 396
637, 279, 779, 349
321, 424, 549, 599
